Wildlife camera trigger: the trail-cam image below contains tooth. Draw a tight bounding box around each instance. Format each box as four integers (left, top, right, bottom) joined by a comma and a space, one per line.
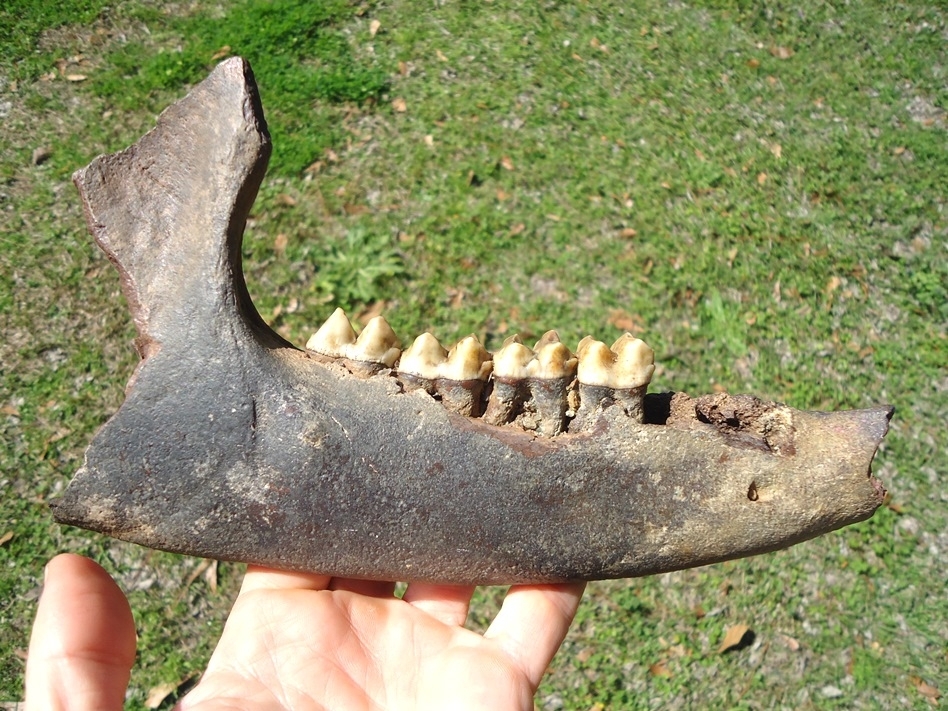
533, 330, 562, 351
531, 341, 577, 380
438, 335, 492, 417
576, 338, 617, 387
528, 341, 577, 436
441, 335, 492, 382
349, 316, 401, 368
484, 338, 533, 425
493, 339, 535, 379
610, 333, 655, 389
306, 308, 356, 358
575, 334, 654, 428
397, 333, 447, 393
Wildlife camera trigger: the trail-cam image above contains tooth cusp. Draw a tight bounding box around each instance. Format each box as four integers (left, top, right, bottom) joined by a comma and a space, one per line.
397, 332, 447, 380
351, 316, 401, 367
442, 335, 493, 382
306, 307, 357, 358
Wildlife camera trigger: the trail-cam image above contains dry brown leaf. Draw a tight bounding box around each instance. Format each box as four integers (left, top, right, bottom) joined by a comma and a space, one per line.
911, 677, 941, 702
274, 233, 288, 255
0, 531, 13, 547
757, 172, 768, 185
496, 189, 509, 202
424, 134, 434, 147
355, 300, 387, 324
369, 19, 381, 36
649, 660, 673, 678
0, 404, 20, 416
276, 193, 297, 207
825, 275, 842, 295
500, 155, 515, 171
343, 203, 370, 215
509, 223, 525, 236
779, 633, 801, 651
65, 74, 87, 82
145, 681, 178, 709
211, 45, 231, 61
435, 49, 448, 62
392, 97, 407, 113
770, 143, 782, 159
608, 309, 644, 334
619, 227, 637, 239
769, 45, 794, 59
718, 624, 751, 653
746, 58, 761, 69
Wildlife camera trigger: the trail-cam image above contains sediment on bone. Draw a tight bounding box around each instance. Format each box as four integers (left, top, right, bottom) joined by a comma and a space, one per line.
305, 309, 401, 375
573, 334, 655, 430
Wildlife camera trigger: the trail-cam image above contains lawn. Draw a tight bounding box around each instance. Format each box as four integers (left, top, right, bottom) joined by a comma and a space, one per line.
1, 0, 945, 708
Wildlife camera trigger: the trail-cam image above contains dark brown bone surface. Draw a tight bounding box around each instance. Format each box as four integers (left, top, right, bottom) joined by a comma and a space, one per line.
51, 58, 893, 584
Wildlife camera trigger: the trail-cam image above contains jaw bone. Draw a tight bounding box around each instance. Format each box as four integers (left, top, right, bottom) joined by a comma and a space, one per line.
51, 58, 893, 585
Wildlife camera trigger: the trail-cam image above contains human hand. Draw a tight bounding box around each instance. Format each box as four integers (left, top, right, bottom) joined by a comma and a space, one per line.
26, 554, 585, 710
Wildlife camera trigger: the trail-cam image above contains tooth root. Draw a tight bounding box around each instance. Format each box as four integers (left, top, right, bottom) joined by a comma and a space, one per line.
349, 316, 401, 368
438, 335, 492, 417
306, 308, 357, 358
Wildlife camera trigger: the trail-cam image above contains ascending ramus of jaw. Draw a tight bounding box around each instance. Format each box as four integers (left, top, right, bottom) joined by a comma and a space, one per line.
304, 308, 656, 433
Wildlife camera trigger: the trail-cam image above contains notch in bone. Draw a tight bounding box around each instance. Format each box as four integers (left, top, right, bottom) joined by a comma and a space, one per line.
50, 58, 893, 585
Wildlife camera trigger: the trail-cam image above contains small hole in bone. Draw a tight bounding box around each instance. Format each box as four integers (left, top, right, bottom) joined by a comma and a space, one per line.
747, 482, 759, 501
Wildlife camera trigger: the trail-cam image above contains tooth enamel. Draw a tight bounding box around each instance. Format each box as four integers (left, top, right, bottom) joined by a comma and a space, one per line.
534, 329, 564, 351
610, 333, 655, 389
306, 308, 357, 358
397, 332, 447, 380
493, 341, 536, 379
576, 338, 618, 387
350, 316, 401, 367
531, 341, 577, 380
441, 335, 492, 381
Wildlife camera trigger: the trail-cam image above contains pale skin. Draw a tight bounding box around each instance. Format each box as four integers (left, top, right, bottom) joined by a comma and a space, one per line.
25, 554, 586, 710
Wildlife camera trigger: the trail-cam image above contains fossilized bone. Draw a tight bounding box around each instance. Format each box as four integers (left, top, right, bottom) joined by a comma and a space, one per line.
51, 58, 893, 584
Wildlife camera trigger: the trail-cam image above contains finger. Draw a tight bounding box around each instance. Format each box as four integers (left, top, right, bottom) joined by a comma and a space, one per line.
25, 554, 137, 711
329, 578, 396, 598
483, 582, 586, 688
239, 565, 332, 593
401, 583, 476, 627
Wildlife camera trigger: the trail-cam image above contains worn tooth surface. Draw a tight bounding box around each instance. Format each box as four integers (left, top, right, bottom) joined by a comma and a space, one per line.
306, 307, 357, 358
438, 335, 492, 417
576, 338, 617, 388
532, 341, 577, 380
533, 330, 562, 351
611, 333, 655, 388
350, 316, 401, 368
493, 340, 535, 379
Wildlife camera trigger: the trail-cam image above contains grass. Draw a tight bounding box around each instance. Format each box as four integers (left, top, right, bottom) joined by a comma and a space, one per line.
1, 0, 946, 707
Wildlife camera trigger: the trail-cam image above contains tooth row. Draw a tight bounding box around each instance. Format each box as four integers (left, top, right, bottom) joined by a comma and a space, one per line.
305, 309, 655, 430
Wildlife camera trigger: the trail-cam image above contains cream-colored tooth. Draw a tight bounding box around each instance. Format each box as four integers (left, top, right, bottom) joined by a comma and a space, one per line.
576, 338, 617, 387
533, 330, 561, 351
610, 333, 655, 388
493, 341, 535, 379
349, 316, 401, 367
531, 341, 578, 380
502, 333, 524, 347
397, 332, 447, 380
441, 335, 492, 381
306, 307, 357, 357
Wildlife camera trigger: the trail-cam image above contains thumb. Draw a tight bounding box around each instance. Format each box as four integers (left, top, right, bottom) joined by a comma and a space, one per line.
25, 553, 137, 711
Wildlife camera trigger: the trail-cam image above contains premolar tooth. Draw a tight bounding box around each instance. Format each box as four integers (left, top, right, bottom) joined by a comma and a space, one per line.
493, 340, 535, 379
441, 335, 492, 382
534, 330, 562, 351
397, 332, 447, 381
306, 308, 357, 358
350, 316, 401, 367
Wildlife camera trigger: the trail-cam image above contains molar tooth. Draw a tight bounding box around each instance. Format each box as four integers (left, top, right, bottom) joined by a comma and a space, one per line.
397, 332, 447, 381
610, 333, 655, 389
484, 339, 532, 425
350, 316, 401, 367
441, 335, 492, 382
576, 338, 617, 388
531, 341, 577, 380
306, 308, 357, 358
